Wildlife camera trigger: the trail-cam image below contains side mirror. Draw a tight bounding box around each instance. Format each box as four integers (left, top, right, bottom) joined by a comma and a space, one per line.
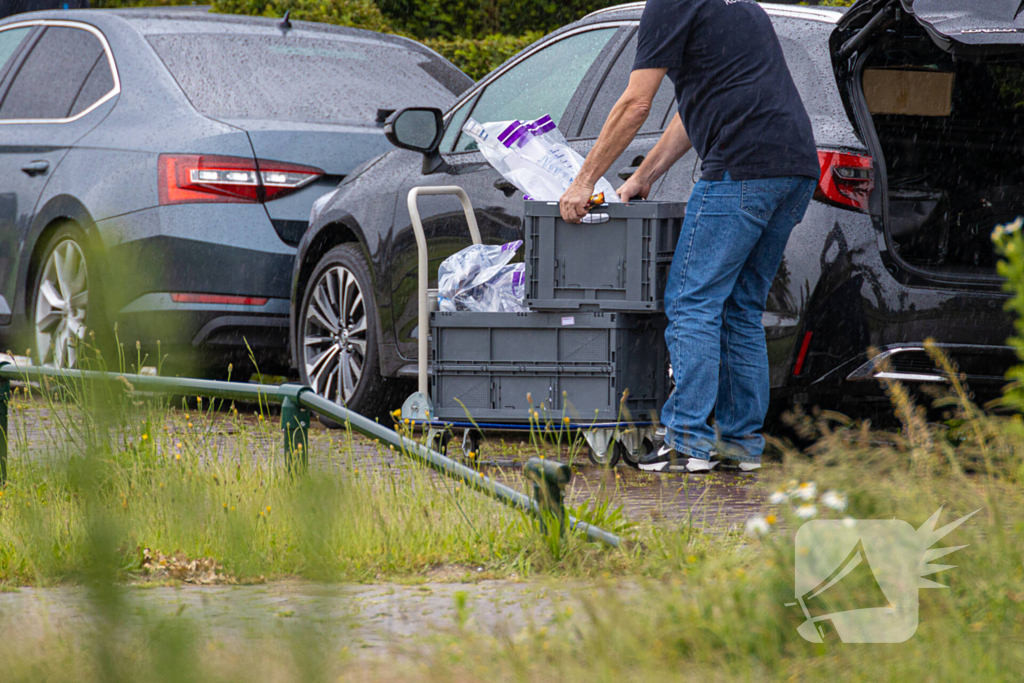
384, 107, 444, 153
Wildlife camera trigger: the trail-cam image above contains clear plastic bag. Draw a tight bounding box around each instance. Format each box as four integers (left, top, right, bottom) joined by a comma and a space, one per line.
438, 241, 528, 313
462, 115, 619, 204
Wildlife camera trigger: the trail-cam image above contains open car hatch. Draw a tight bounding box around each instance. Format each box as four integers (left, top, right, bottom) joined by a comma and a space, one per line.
837, 1, 1024, 57
831, 0, 1024, 283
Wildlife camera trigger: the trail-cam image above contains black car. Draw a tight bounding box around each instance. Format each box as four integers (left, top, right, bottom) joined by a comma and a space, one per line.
292, 0, 1021, 419
0, 8, 469, 375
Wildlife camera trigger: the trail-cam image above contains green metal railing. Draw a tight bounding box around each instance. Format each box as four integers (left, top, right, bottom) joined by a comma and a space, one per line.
0, 361, 621, 548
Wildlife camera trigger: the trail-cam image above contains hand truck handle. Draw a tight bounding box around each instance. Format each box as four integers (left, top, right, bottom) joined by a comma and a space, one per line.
407, 186, 482, 397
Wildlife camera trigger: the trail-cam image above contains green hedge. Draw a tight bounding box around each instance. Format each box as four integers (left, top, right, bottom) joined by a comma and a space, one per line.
376, 0, 618, 40
210, 0, 393, 33
423, 31, 543, 81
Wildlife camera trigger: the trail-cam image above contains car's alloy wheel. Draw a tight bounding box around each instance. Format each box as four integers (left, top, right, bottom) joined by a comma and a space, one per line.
35, 238, 89, 368
303, 264, 368, 405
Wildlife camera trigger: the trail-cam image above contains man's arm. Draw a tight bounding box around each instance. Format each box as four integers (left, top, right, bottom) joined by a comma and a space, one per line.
559, 67, 667, 224
617, 112, 693, 202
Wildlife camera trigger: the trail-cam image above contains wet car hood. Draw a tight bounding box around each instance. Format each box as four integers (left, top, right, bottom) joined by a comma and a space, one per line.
841, 0, 1024, 54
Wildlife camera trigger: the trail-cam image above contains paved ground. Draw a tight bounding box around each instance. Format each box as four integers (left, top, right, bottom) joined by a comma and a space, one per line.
0, 580, 582, 659
6, 389, 766, 529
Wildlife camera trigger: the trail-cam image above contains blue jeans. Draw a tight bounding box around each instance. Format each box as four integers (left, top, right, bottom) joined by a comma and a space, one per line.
661, 172, 815, 463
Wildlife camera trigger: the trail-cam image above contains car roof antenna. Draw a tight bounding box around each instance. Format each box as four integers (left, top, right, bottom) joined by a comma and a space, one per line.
279, 10, 292, 31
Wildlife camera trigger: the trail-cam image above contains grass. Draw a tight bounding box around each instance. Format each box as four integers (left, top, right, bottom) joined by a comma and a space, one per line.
0, 387, 612, 585
0, 339, 1021, 679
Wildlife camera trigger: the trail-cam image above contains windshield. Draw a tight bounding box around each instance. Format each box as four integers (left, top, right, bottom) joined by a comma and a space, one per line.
148, 34, 463, 125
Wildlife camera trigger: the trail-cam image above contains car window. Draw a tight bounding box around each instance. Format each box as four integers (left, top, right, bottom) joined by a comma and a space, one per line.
0, 26, 108, 121
441, 95, 476, 152
69, 52, 115, 118
450, 28, 618, 153
148, 34, 462, 125
579, 33, 676, 139
0, 26, 32, 79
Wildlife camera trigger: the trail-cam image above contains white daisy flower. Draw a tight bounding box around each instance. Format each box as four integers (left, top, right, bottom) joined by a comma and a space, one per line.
796, 504, 817, 520
745, 516, 771, 537
821, 490, 848, 512
793, 481, 817, 501
768, 490, 788, 505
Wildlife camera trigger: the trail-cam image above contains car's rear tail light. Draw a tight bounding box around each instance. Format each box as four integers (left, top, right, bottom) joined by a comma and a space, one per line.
815, 150, 874, 213
171, 293, 268, 306
158, 154, 322, 205
258, 162, 324, 201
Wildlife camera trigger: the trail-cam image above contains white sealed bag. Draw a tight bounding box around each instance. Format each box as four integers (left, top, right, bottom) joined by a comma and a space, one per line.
437, 241, 527, 313
462, 115, 619, 203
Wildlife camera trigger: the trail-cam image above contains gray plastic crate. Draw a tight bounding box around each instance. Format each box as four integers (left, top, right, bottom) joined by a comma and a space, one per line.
524, 200, 685, 311
430, 311, 667, 423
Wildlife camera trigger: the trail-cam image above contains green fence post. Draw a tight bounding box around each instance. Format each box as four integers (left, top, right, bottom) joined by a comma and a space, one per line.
281, 392, 310, 474
524, 457, 572, 538
0, 377, 8, 486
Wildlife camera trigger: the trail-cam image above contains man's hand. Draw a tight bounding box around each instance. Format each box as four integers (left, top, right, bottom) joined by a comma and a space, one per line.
557, 68, 665, 223
559, 178, 596, 224
617, 174, 652, 203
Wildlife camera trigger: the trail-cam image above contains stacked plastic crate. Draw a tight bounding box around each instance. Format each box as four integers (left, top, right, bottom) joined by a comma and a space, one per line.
430, 200, 685, 426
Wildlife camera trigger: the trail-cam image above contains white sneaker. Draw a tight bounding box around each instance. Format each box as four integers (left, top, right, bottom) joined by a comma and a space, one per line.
638, 443, 719, 473
685, 457, 719, 472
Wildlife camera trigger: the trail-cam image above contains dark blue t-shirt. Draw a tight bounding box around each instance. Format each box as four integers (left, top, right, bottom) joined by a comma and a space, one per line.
633, 0, 820, 181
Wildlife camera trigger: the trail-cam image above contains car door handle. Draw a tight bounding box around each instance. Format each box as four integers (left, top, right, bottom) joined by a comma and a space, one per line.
493, 179, 517, 197
618, 156, 645, 180
21, 160, 49, 177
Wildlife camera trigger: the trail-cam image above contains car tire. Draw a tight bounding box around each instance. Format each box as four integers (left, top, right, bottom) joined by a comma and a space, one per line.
297, 243, 398, 423
31, 224, 110, 369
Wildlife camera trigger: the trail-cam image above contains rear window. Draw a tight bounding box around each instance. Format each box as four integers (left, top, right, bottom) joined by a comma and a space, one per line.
147, 33, 463, 125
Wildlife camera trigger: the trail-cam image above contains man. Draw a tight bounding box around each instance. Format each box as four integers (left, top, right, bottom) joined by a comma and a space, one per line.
559, 0, 819, 473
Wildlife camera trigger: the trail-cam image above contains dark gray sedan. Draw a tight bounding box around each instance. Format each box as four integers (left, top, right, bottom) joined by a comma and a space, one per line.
0, 7, 470, 376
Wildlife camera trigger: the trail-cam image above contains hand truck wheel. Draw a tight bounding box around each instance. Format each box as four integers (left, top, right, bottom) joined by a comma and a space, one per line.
585, 429, 621, 468
620, 437, 653, 469
430, 430, 452, 455
462, 429, 482, 462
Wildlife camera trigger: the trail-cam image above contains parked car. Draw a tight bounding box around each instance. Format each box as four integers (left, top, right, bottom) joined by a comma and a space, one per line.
0, 7, 470, 376
291, 0, 1021, 420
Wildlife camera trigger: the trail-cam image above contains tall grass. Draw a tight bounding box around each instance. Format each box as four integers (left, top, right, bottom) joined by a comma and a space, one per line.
0, 377, 640, 584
